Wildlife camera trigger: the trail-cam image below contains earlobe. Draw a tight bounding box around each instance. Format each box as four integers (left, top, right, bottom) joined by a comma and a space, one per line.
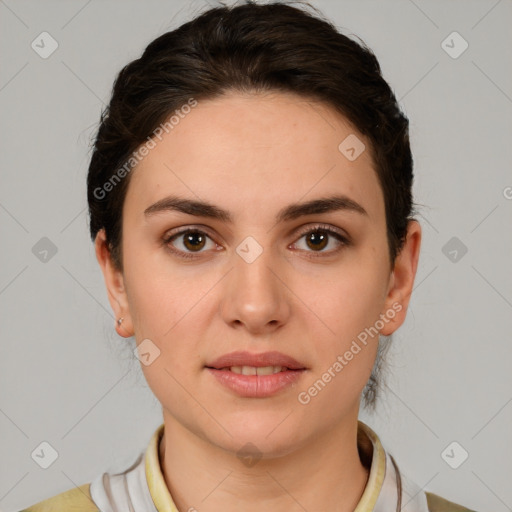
115, 316, 132, 338
379, 220, 422, 336
94, 229, 134, 337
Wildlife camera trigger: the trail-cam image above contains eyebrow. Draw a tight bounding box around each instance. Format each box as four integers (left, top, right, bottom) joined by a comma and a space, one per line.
143, 194, 368, 223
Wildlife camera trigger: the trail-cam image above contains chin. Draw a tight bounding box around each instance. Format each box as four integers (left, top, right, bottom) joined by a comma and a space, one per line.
209, 409, 310, 456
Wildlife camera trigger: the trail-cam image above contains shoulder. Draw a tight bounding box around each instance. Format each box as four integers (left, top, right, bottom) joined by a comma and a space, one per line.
426, 491, 478, 512
18, 482, 99, 512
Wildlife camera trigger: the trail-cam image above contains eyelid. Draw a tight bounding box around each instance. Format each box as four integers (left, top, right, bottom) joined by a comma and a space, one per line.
164, 224, 217, 241
293, 223, 349, 243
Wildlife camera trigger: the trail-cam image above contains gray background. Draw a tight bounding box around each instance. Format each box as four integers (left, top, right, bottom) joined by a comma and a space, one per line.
1, 0, 511, 510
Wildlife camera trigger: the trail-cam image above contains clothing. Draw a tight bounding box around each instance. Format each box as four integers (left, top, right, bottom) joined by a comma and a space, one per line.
18, 421, 476, 512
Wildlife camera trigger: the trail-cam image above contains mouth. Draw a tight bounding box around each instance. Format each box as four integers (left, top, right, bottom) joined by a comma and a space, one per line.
205, 350, 307, 371
205, 351, 307, 398
212, 365, 299, 375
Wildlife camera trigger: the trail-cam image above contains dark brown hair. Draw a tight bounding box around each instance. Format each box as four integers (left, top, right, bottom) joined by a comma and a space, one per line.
87, 0, 417, 408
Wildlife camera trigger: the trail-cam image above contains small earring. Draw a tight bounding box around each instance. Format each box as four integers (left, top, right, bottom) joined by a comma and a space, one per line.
117, 317, 124, 326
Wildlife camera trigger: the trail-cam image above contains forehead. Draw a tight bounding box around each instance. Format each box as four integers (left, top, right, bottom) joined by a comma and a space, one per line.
124, 91, 384, 225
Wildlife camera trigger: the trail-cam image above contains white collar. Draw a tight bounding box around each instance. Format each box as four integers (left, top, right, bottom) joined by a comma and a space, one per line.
89, 421, 429, 512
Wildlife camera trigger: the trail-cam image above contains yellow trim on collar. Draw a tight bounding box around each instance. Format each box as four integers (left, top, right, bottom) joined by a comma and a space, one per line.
354, 421, 387, 511
145, 423, 179, 512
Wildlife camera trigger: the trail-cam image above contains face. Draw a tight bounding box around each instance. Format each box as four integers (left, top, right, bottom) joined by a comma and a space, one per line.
96, 90, 421, 457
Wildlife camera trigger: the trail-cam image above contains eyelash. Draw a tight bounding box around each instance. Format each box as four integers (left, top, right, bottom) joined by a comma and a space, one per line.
162, 224, 350, 260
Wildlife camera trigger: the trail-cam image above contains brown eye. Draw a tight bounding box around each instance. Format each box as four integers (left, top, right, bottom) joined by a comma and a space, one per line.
164, 229, 216, 259
182, 231, 207, 252
292, 225, 350, 257
304, 230, 329, 251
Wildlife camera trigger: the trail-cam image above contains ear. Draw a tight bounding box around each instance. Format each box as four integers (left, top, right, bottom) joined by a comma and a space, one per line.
94, 229, 134, 337
379, 220, 422, 336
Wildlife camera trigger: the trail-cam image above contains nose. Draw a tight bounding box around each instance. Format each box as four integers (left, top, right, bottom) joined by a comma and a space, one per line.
219, 244, 291, 336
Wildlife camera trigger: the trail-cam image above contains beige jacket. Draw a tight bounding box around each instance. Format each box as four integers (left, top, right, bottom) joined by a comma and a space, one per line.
19, 422, 476, 512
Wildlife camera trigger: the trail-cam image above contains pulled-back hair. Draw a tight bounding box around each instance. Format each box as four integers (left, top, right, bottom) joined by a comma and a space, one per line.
87, 0, 417, 409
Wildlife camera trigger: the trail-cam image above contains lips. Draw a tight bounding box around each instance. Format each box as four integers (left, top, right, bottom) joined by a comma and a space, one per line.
206, 350, 306, 371
205, 351, 307, 398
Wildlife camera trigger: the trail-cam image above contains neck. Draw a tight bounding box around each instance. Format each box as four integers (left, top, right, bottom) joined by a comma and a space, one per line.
158, 413, 370, 512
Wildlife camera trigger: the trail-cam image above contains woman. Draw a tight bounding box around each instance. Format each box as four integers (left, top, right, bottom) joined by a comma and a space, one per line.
20, 1, 476, 510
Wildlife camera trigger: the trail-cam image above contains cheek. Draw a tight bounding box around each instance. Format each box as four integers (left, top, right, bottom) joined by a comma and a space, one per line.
295, 271, 382, 417
123, 249, 212, 379
293, 252, 386, 400
129, 271, 206, 408
122, 236, 196, 335
303, 263, 387, 344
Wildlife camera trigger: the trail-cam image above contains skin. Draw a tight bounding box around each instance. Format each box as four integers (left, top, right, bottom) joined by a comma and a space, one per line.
95, 90, 421, 511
